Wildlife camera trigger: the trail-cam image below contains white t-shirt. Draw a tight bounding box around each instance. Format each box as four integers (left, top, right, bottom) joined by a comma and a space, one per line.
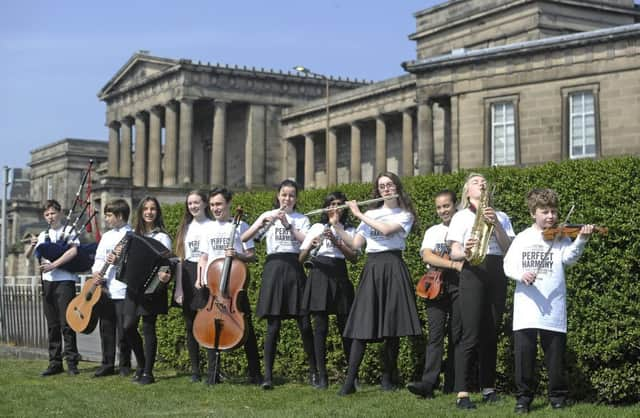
91, 224, 132, 300
356, 207, 413, 253
447, 208, 515, 256
420, 223, 450, 258
145, 230, 172, 251
263, 210, 310, 255
503, 226, 588, 333
183, 218, 214, 262
36, 225, 80, 282
300, 223, 355, 259
202, 220, 254, 271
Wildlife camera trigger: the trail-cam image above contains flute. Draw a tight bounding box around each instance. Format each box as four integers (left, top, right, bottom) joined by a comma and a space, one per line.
304, 194, 399, 216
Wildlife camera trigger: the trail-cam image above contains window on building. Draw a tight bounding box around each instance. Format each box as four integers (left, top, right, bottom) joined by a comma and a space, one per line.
562, 84, 600, 160
46, 176, 53, 200
490, 102, 516, 166
569, 91, 596, 159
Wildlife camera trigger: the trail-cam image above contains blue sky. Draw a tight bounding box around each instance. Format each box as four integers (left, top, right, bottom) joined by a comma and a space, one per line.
0, 0, 442, 168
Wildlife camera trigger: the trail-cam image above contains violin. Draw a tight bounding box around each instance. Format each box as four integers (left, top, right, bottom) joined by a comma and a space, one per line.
416, 248, 448, 300
193, 207, 248, 352
542, 224, 608, 241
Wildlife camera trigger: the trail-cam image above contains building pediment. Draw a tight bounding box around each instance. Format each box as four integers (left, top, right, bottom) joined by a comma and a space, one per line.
98, 52, 180, 99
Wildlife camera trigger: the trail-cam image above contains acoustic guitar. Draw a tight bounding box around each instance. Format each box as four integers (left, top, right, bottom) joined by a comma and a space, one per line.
66, 235, 128, 334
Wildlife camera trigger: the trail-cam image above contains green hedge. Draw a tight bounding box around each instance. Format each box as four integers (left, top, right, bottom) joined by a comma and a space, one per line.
155, 156, 639, 404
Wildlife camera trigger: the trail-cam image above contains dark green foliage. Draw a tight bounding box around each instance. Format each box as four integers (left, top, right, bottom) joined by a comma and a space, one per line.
156, 156, 639, 404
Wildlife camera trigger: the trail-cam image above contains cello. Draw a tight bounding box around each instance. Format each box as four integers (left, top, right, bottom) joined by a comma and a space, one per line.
193, 207, 249, 379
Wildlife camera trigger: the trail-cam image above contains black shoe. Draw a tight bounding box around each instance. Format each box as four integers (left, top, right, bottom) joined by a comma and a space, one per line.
315, 374, 328, 390
94, 366, 115, 377
190, 374, 201, 383
119, 366, 132, 377
261, 380, 274, 390
41, 364, 64, 377
380, 375, 398, 391
456, 397, 477, 410
406, 381, 434, 398
550, 399, 567, 409
338, 383, 356, 396
482, 390, 500, 403
515, 402, 530, 414
248, 374, 263, 385
137, 373, 155, 385
67, 363, 79, 376
131, 368, 143, 382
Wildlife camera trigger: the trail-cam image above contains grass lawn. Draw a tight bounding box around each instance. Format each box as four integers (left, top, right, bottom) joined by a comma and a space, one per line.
1, 359, 638, 417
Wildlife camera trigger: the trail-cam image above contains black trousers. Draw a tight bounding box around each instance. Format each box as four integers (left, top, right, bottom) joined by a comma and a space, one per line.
514, 328, 568, 404
420, 275, 461, 392
454, 255, 506, 392
42, 280, 80, 367
96, 297, 131, 368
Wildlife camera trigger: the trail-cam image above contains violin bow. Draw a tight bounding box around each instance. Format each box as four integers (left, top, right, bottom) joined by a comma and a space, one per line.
534, 204, 575, 280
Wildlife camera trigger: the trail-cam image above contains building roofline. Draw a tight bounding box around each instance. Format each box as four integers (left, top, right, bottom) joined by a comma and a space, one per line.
281, 74, 415, 121
403, 22, 640, 72
98, 52, 370, 101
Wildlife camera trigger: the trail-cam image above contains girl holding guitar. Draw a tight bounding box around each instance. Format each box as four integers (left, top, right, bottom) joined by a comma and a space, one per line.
407, 190, 464, 398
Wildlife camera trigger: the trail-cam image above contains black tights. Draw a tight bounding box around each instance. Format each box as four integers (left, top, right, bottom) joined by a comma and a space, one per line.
182, 309, 201, 375
123, 310, 160, 375
263, 316, 316, 381
312, 313, 350, 377
344, 337, 399, 387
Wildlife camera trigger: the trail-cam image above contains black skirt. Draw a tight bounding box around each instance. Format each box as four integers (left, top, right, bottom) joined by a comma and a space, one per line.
173, 260, 209, 312
302, 256, 354, 315
136, 282, 169, 316
343, 251, 422, 341
256, 253, 306, 319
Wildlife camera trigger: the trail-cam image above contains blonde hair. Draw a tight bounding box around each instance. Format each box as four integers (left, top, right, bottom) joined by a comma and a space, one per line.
459, 172, 493, 210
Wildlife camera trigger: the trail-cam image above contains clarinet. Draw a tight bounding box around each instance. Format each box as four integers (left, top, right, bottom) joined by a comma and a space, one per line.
303, 224, 330, 269
253, 206, 285, 242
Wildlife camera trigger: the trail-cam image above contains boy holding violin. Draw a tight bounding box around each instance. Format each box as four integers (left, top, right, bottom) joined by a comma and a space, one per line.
503, 188, 594, 413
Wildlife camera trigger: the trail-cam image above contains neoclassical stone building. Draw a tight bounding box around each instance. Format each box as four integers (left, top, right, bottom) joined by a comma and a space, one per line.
96, 0, 640, 203
6, 0, 640, 277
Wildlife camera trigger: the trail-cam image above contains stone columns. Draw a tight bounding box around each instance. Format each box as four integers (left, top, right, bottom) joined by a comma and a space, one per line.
107, 121, 120, 177
327, 128, 337, 186
350, 123, 361, 183
120, 118, 133, 178
417, 100, 434, 175
147, 106, 163, 187
133, 112, 148, 187
163, 101, 178, 186
178, 98, 194, 184
304, 133, 315, 189
402, 109, 414, 177
245, 104, 265, 189
375, 115, 387, 174
211, 100, 228, 185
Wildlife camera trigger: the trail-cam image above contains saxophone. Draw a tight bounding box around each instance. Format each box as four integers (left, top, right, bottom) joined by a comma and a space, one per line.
467, 184, 494, 266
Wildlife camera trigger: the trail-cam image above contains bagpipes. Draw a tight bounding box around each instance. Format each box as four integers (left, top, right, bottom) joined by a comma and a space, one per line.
34, 160, 100, 273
